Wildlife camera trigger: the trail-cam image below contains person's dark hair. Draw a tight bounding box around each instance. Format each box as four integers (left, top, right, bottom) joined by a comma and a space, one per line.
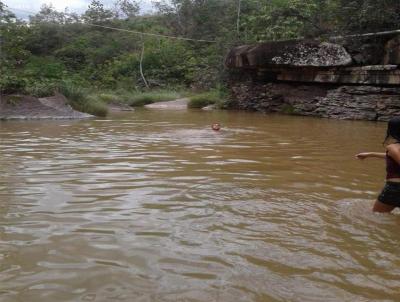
384, 116, 400, 144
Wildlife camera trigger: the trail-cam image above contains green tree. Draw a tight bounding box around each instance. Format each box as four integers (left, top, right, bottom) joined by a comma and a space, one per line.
0, 1, 16, 22
154, 0, 238, 40
337, 0, 400, 34
0, 1, 29, 66
114, 0, 140, 19
240, 0, 331, 41
83, 0, 115, 23
29, 4, 68, 24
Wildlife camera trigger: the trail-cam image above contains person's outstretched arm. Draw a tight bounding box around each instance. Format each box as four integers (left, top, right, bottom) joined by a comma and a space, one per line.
355, 152, 386, 160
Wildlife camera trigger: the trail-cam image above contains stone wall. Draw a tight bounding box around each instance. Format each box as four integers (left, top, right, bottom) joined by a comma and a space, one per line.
230, 81, 400, 121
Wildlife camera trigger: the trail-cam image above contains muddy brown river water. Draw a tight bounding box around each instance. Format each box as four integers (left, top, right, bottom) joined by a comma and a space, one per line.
1, 109, 400, 302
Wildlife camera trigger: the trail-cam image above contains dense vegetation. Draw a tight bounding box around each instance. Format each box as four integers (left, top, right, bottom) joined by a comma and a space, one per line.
1, 0, 399, 114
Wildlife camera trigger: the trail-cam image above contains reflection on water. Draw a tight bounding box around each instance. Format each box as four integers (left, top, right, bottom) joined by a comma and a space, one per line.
1, 110, 400, 302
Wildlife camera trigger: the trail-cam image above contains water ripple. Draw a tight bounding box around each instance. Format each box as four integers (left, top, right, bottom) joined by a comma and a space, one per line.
1, 112, 399, 301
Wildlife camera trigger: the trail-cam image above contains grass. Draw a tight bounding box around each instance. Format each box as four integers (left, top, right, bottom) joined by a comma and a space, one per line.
187, 90, 225, 109
58, 83, 188, 116
59, 82, 108, 117
58, 82, 232, 116
96, 93, 122, 104
80, 96, 109, 117
88, 89, 185, 107
126, 90, 184, 107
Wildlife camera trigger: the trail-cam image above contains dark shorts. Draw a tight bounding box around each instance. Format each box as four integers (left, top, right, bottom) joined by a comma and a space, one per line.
378, 182, 400, 207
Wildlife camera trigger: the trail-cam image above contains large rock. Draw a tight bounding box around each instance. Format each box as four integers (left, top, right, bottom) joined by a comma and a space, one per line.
0, 93, 93, 120
225, 40, 352, 68
226, 35, 400, 85
340, 37, 388, 65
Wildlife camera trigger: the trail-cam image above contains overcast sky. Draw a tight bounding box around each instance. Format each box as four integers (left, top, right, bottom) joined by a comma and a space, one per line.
4, 0, 154, 17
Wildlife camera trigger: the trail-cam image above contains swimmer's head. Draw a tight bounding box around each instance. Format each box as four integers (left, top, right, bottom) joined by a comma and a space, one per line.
212, 123, 221, 131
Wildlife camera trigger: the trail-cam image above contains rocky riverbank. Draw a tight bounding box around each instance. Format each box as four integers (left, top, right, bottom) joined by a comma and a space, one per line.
230, 82, 400, 121
226, 35, 400, 121
0, 94, 93, 120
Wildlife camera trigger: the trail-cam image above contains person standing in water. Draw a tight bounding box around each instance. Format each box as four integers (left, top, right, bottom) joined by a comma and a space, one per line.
356, 116, 400, 213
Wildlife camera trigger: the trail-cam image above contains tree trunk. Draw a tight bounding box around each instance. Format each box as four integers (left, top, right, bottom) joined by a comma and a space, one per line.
139, 39, 149, 89
236, 0, 241, 38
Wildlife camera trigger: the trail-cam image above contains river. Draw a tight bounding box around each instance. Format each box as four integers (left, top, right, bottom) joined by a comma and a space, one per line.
1, 109, 399, 302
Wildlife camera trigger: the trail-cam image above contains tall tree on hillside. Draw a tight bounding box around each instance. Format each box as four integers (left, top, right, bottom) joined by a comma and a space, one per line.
83, 0, 115, 23
26, 5, 69, 55
338, 0, 400, 34
0, 0, 30, 83
153, 0, 238, 40
0, 1, 16, 22
240, 0, 338, 41
29, 4, 68, 24
27, 4, 80, 25
115, 0, 140, 19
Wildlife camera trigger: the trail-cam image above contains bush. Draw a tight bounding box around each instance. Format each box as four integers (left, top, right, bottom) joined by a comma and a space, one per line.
0, 74, 27, 94
25, 79, 59, 97
23, 56, 66, 79
187, 91, 222, 109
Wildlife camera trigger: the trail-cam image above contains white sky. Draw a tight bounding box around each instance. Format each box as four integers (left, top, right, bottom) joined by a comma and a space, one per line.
4, 0, 154, 16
